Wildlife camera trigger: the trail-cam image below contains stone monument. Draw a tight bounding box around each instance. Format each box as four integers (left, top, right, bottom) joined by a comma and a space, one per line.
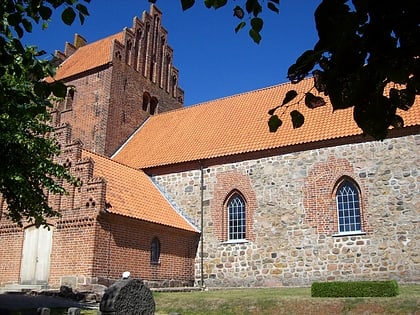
100, 273, 155, 315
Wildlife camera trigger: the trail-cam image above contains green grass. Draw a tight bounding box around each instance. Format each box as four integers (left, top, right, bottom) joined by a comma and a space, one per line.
6, 285, 419, 315
153, 285, 420, 315
311, 280, 399, 297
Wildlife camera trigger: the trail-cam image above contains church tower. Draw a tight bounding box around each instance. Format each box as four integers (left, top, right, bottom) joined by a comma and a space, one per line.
51, 5, 183, 157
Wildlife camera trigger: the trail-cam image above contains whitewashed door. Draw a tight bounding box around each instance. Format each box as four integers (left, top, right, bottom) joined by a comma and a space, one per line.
20, 225, 53, 285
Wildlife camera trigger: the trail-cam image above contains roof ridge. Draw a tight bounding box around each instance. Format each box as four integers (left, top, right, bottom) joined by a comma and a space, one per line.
113, 78, 420, 170
192, 80, 296, 106
152, 79, 303, 119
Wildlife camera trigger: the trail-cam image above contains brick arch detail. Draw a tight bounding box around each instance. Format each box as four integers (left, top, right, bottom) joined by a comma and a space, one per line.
210, 171, 257, 242
303, 156, 372, 235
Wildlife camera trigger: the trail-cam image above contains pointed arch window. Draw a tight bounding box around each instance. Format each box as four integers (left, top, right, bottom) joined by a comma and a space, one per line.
227, 194, 246, 241
149, 96, 158, 115
65, 88, 75, 110
336, 179, 362, 234
150, 237, 160, 264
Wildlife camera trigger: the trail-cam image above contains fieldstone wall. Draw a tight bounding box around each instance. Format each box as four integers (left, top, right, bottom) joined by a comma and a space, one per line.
152, 135, 420, 287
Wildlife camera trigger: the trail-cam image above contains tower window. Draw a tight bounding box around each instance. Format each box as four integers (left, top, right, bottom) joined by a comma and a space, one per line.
227, 194, 246, 241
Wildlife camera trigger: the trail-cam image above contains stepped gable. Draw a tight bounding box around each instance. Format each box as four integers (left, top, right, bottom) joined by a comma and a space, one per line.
82, 150, 198, 233
113, 78, 420, 169
50, 3, 181, 97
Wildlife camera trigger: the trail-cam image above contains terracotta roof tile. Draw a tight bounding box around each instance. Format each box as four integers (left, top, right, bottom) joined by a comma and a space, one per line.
53, 32, 123, 81
113, 79, 420, 169
82, 150, 198, 232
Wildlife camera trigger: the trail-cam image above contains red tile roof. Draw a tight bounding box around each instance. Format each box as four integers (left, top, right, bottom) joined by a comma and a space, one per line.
82, 150, 198, 232
53, 32, 123, 81
113, 79, 420, 169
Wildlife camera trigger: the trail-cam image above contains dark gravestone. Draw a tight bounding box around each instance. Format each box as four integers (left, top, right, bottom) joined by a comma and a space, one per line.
100, 278, 155, 315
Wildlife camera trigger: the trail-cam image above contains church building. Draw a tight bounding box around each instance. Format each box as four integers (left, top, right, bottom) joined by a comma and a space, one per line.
0, 5, 419, 291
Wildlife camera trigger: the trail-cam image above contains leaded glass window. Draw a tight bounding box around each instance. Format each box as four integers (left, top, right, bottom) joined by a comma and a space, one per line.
228, 194, 246, 240
336, 180, 362, 233
150, 237, 160, 264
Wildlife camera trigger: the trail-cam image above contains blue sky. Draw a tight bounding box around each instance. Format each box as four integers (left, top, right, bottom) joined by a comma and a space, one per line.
23, 0, 320, 106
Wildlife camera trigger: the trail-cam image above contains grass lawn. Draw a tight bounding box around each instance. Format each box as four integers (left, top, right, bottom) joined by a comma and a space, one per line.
153, 285, 420, 315
7, 285, 419, 314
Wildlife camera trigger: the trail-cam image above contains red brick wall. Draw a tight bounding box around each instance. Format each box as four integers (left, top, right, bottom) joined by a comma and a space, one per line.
0, 126, 105, 287
55, 67, 113, 155
48, 218, 97, 286
0, 221, 23, 286
0, 125, 198, 288
53, 5, 184, 158
210, 171, 257, 242
94, 214, 199, 286
54, 56, 184, 157
303, 156, 372, 235
0, 186, 197, 289
104, 55, 183, 157
39, 136, 107, 287
0, 217, 98, 288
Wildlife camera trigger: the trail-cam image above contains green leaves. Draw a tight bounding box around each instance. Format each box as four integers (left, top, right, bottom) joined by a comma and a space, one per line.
390, 88, 415, 111
391, 115, 404, 128
233, 6, 244, 19
249, 28, 262, 44
268, 108, 305, 131
245, 0, 262, 16
288, 50, 320, 84
285, 0, 420, 139
182, 0, 196, 10
282, 90, 298, 105
61, 7, 76, 25
290, 110, 304, 129
192, 0, 419, 140
76, 3, 90, 24
0, 0, 90, 226
178, 0, 279, 43
250, 17, 263, 32
39, 6, 53, 20
304, 92, 326, 109
267, 90, 297, 115
50, 82, 68, 98
268, 115, 282, 132
235, 21, 246, 33
204, 0, 227, 9
268, 89, 305, 131
267, 0, 279, 14
249, 17, 263, 43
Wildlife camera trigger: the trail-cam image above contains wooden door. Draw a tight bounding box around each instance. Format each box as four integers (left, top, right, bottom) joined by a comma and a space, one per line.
20, 225, 53, 285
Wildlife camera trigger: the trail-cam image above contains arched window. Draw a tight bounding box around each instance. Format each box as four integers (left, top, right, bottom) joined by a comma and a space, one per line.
65, 88, 75, 110
149, 96, 158, 115
142, 91, 150, 111
336, 179, 362, 234
171, 75, 177, 97
150, 237, 160, 264
227, 194, 246, 241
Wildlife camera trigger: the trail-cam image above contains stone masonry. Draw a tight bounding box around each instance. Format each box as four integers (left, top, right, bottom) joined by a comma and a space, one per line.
152, 135, 420, 287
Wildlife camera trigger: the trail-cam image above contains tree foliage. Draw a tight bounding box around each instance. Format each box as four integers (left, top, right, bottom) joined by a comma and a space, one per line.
1, 0, 419, 226
0, 0, 90, 226
167, 0, 420, 140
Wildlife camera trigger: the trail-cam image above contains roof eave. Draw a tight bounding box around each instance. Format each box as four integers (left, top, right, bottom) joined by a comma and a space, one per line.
141, 125, 420, 175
